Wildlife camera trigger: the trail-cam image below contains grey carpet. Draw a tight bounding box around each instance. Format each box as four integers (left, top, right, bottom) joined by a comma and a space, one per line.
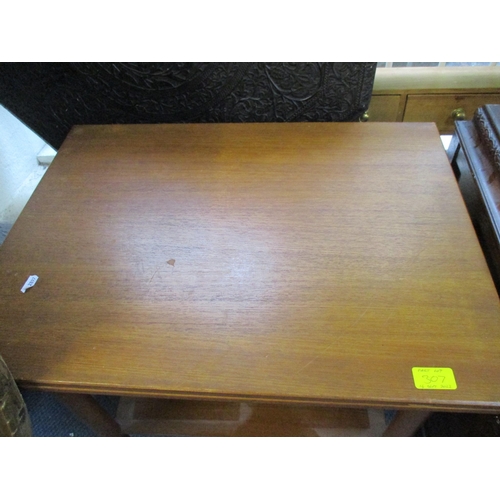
20, 390, 120, 437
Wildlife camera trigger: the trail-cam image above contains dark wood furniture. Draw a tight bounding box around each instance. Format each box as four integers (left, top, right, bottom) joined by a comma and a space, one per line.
448, 104, 500, 296
1, 122, 500, 436
0, 63, 376, 150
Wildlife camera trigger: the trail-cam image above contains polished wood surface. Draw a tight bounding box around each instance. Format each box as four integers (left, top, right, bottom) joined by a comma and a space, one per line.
1, 122, 500, 413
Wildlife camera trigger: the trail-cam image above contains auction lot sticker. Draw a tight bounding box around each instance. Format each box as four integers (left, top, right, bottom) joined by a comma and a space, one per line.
412, 367, 457, 390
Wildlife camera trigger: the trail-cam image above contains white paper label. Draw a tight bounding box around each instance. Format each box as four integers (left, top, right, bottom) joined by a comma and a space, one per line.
21, 275, 39, 293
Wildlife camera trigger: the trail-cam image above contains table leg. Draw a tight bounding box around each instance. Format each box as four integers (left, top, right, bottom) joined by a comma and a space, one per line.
383, 410, 431, 437
57, 393, 125, 437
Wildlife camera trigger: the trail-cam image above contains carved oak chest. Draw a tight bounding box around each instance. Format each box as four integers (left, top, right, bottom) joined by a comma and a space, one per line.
448, 104, 500, 295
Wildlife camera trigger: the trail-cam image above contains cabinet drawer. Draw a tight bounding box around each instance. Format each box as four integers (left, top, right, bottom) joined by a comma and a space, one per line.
404, 94, 500, 133
367, 95, 400, 122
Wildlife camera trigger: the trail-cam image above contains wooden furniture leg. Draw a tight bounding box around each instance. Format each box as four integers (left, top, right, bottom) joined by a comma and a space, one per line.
383, 410, 432, 437
57, 393, 124, 437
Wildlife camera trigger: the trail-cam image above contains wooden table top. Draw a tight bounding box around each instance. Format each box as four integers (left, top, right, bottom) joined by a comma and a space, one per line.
1, 122, 500, 412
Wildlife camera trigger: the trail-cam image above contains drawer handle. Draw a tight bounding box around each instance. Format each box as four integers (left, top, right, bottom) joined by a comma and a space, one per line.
359, 111, 370, 122
451, 108, 466, 121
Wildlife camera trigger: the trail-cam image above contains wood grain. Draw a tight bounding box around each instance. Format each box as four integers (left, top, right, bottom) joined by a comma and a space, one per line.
1, 122, 500, 413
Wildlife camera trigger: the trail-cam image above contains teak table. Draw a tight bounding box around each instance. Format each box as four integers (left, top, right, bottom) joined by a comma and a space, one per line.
1, 123, 500, 436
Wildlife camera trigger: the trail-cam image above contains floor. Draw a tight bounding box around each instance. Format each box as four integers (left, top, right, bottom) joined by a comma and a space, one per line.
20, 390, 392, 437
21, 390, 120, 437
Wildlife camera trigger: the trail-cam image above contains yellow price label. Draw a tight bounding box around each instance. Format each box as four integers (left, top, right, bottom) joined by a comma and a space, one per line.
412, 367, 457, 390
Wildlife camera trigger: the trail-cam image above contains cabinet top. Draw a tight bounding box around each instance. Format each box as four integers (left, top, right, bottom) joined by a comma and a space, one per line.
374, 67, 500, 92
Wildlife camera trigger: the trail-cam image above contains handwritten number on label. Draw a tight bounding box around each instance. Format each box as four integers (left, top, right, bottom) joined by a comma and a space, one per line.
412, 367, 457, 390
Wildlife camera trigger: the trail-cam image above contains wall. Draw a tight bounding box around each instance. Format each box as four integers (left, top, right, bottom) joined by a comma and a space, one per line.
0, 104, 47, 224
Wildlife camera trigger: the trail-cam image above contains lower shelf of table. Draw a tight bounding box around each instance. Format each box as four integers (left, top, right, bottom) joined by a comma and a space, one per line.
116, 397, 390, 437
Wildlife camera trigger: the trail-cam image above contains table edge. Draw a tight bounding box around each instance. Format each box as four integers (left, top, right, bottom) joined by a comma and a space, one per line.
18, 381, 500, 414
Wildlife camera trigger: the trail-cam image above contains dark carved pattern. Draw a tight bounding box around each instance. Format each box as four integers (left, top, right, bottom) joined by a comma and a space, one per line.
474, 106, 500, 173
0, 63, 376, 149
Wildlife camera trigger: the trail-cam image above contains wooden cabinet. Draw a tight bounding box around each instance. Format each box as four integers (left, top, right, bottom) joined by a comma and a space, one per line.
365, 95, 400, 122
404, 94, 500, 133
368, 67, 500, 134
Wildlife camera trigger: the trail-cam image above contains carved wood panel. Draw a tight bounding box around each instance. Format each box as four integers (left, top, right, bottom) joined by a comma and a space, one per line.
0, 63, 376, 149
